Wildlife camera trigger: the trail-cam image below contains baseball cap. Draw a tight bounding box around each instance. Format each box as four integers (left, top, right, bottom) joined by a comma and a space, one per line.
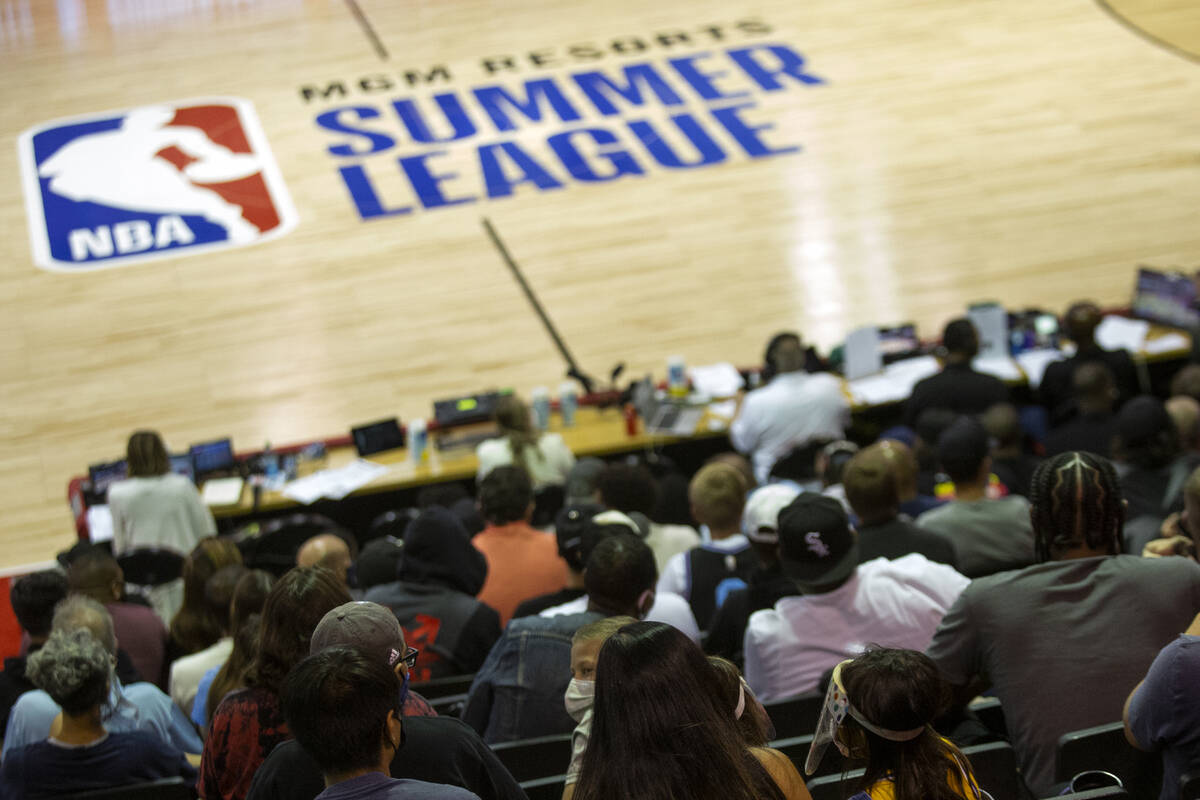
310, 601, 406, 668
742, 484, 801, 543
777, 493, 859, 591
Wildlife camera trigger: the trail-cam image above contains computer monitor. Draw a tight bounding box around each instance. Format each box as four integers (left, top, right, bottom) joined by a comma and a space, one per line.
189, 438, 236, 475
170, 453, 196, 483
351, 418, 406, 457
1131, 266, 1200, 329
88, 459, 127, 496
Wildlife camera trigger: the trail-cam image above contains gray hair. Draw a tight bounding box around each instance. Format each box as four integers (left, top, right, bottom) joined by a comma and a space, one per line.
52, 595, 117, 656
26, 628, 112, 713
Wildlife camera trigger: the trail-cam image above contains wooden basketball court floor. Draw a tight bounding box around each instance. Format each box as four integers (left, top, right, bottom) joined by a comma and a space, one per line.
0, 0, 1198, 571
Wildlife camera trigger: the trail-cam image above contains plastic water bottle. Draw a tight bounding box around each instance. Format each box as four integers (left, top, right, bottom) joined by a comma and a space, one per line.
262, 442, 279, 482
667, 356, 687, 398
531, 386, 551, 430
408, 419, 427, 465
558, 382, 578, 427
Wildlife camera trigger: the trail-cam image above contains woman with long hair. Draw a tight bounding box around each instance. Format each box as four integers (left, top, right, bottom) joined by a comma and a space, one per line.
109, 430, 216, 556
197, 569, 274, 730
572, 621, 811, 800
806, 647, 986, 800
476, 393, 575, 489
169, 537, 243, 657
198, 566, 350, 800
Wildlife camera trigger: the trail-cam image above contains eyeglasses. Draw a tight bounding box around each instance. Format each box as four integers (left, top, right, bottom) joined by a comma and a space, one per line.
400, 647, 419, 669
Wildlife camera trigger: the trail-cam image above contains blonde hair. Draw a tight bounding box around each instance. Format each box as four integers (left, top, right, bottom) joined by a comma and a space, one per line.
495, 394, 541, 476
573, 615, 638, 646
689, 463, 748, 530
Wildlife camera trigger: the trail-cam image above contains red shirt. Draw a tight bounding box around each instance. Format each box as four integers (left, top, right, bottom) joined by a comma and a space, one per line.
473, 522, 567, 627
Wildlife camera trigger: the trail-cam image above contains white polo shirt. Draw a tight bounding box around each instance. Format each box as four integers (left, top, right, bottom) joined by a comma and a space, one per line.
730, 371, 849, 484
743, 554, 969, 702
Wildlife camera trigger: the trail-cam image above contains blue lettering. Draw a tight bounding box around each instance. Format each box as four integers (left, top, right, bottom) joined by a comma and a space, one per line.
337, 164, 412, 219
315, 106, 396, 156
398, 151, 475, 209
629, 114, 726, 169
572, 64, 685, 116
727, 45, 824, 91
478, 142, 564, 198
668, 53, 750, 101
547, 128, 644, 182
472, 79, 581, 132
392, 94, 477, 144
710, 103, 800, 158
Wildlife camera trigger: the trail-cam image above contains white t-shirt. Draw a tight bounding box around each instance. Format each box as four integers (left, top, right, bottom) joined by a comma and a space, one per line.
644, 523, 701, 574
540, 592, 701, 644
476, 433, 576, 489
743, 554, 969, 702
108, 473, 216, 556
169, 636, 232, 716
730, 371, 849, 484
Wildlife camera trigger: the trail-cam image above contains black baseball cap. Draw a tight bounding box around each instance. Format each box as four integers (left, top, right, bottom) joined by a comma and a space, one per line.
777, 493, 859, 592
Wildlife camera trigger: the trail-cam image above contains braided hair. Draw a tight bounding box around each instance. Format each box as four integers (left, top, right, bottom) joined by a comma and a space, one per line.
1028, 452, 1125, 562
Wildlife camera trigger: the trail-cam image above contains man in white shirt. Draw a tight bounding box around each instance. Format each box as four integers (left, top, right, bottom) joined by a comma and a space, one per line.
743, 493, 969, 702
731, 333, 849, 484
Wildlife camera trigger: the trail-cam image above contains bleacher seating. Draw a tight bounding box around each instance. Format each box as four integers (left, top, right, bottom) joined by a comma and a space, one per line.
490, 733, 573, 782
410, 673, 476, 700
1040, 789, 1128, 799
233, 513, 355, 577
1055, 722, 1162, 799
65, 777, 190, 800
803, 742, 1022, 800
115, 547, 184, 587
762, 690, 824, 739
428, 692, 467, 718
519, 774, 567, 800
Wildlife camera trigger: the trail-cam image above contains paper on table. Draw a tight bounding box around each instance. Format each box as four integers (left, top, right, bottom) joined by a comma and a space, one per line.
968, 303, 1009, 360
1143, 332, 1191, 356
689, 363, 743, 398
843, 326, 882, 381
1095, 316, 1149, 353
972, 356, 1023, 382
847, 355, 940, 406
707, 399, 738, 420
1015, 348, 1067, 390
283, 459, 391, 504
202, 477, 245, 507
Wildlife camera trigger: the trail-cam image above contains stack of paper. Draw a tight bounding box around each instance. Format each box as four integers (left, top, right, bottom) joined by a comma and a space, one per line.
847, 355, 940, 406
283, 459, 391, 504
1095, 315, 1150, 353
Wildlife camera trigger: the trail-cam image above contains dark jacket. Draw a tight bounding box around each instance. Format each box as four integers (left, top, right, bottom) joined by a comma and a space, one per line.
904, 363, 1009, 426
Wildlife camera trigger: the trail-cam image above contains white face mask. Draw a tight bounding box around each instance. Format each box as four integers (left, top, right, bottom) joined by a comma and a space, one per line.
564, 678, 594, 723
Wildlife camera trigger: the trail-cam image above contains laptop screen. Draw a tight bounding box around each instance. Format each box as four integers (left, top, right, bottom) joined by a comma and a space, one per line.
1131, 267, 1200, 329
190, 439, 235, 474
88, 459, 127, 495
351, 418, 406, 456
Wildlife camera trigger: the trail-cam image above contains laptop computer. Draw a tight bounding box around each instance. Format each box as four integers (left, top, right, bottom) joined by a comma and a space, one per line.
351, 418, 406, 457
1131, 266, 1200, 329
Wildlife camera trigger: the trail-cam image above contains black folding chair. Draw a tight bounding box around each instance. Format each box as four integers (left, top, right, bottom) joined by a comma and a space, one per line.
429, 692, 467, 718
806, 769, 865, 800
1181, 771, 1200, 800
1055, 722, 1162, 800
490, 733, 573, 783
411, 673, 476, 700
1040, 789, 1128, 799
520, 774, 566, 800
65, 777, 190, 800
763, 691, 825, 739
961, 741, 1021, 800
235, 513, 354, 577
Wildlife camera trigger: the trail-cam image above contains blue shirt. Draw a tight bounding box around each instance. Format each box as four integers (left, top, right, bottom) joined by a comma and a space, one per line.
0, 730, 196, 799
1128, 634, 1200, 800
316, 771, 479, 800
2, 677, 202, 758
191, 664, 220, 729
461, 611, 600, 744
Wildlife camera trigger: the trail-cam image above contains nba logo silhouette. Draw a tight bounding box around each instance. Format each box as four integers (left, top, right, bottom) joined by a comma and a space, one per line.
18, 97, 297, 272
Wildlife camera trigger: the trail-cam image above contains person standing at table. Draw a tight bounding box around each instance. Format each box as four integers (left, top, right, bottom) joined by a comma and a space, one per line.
109, 430, 215, 556
476, 394, 575, 490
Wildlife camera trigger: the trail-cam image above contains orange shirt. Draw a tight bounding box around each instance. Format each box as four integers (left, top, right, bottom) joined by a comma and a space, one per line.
473, 521, 568, 627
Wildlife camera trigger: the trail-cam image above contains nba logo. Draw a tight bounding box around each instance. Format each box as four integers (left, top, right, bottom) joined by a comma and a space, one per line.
18, 97, 297, 272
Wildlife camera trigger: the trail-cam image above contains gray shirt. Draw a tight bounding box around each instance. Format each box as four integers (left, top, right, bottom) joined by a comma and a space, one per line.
917, 495, 1035, 578
926, 555, 1200, 797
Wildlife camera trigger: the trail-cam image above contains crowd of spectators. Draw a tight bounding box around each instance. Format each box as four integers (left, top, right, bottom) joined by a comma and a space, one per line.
4, 303, 1200, 799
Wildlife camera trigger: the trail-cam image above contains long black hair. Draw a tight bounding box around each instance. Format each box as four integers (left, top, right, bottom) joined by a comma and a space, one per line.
572, 622, 785, 800
841, 648, 978, 800
1028, 451, 1124, 562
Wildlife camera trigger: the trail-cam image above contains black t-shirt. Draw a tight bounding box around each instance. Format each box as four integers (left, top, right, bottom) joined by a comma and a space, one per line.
1039, 347, 1138, 424
857, 517, 958, 570
903, 363, 1010, 426
245, 716, 525, 800
512, 588, 587, 620
991, 453, 1042, 498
